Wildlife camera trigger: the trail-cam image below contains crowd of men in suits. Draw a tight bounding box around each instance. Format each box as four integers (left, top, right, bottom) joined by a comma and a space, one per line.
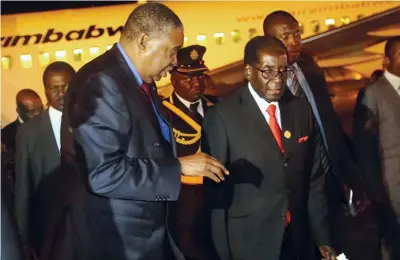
1, 2, 400, 260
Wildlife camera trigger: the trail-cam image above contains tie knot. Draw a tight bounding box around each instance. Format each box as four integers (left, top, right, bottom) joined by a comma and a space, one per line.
190, 102, 200, 112
267, 104, 276, 117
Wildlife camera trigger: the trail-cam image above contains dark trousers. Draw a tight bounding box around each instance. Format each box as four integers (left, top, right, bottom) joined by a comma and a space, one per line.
170, 184, 212, 260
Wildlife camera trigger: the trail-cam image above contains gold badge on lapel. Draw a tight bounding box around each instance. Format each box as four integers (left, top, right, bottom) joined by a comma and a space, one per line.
284, 130, 291, 139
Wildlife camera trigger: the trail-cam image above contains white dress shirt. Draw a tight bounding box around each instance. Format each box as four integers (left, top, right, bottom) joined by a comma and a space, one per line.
48, 106, 62, 153
384, 70, 400, 96
248, 83, 282, 129
175, 93, 204, 117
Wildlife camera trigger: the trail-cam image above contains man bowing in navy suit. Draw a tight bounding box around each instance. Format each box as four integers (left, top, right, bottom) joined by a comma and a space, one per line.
45, 3, 229, 260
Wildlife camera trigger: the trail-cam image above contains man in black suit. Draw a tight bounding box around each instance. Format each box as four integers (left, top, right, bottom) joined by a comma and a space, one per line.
1, 89, 43, 206
14, 61, 76, 258
263, 11, 367, 255
202, 36, 336, 260
42, 3, 228, 260
163, 45, 219, 259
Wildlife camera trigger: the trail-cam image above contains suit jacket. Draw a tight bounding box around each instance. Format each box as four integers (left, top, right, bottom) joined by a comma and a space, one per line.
202, 86, 330, 260
296, 58, 362, 203
1, 119, 21, 203
41, 45, 184, 260
14, 110, 60, 252
353, 76, 400, 224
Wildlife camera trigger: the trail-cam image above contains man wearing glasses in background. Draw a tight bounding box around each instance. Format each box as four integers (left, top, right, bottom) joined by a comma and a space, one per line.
202, 36, 336, 260
163, 44, 219, 260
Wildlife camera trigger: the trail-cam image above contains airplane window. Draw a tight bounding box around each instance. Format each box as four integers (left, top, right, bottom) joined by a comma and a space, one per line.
214, 32, 225, 45
231, 30, 241, 43
106, 45, 113, 51
325, 18, 336, 30
299, 23, 304, 34
248, 28, 257, 39
341, 16, 351, 25
1, 56, 12, 70
73, 49, 83, 62
38, 52, 50, 66
20, 54, 32, 69
183, 37, 189, 47
196, 35, 206, 44
90, 47, 100, 58
55, 50, 67, 61
311, 20, 320, 33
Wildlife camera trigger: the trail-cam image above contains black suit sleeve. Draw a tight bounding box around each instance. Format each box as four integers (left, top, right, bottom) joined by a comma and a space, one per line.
308, 124, 331, 247
353, 88, 382, 202
71, 73, 181, 201
14, 126, 33, 245
201, 107, 231, 260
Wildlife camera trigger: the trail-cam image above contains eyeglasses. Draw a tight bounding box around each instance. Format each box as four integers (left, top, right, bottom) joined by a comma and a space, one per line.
250, 65, 294, 79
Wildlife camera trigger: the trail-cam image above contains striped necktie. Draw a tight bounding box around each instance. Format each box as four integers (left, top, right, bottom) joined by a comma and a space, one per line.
288, 67, 304, 98
314, 119, 331, 175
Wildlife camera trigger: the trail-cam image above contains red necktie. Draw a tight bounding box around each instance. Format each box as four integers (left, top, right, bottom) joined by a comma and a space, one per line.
266, 104, 291, 227
140, 82, 151, 102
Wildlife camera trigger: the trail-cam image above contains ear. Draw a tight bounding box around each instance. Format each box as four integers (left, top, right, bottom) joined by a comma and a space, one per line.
137, 32, 150, 52
383, 56, 390, 69
245, 64, 252, 81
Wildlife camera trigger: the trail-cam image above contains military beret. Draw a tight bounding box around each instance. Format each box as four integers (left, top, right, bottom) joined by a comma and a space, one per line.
176, 45, 208, 74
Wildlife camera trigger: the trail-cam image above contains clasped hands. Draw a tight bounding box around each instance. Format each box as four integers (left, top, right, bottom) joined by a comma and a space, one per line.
178, 152, 229, 183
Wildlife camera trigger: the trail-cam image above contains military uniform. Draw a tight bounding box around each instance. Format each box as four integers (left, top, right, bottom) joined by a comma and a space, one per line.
163, 45, 218, 260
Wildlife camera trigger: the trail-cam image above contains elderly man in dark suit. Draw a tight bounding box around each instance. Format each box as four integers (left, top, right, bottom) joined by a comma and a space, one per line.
41, 3, 228, 260
202, 36, 336, 260
353, 36, 400, 260
14, 61, 76, 259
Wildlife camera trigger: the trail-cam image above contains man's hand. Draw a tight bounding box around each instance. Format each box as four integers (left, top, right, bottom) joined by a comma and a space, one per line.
178, 152, 229, 183
1, 143, 7, 153
319, 245, 337, 260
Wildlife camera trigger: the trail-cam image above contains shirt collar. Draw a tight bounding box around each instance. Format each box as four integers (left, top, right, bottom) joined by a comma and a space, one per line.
384, 70, 400, 90
248, 82, 279, 111
174, 92, 201, 110
49, 106, 62, 120
116, 43, 143, 86
18, 116, 24, 124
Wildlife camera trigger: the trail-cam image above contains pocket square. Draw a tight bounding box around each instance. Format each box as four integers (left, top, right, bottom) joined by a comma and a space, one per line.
298, 136, 308, 143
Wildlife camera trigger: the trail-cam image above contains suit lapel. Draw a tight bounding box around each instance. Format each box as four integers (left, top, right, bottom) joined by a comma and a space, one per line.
279, 91, 295, 160
380, 76, 400, 103
41, 110, 61, 163
239, 86, 283, 157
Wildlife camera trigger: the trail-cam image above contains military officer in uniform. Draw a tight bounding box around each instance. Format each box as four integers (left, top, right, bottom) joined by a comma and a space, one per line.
163, 45, 218, 260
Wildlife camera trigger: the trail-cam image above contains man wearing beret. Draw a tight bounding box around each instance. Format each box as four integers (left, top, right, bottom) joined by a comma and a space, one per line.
163, 44, 218, 260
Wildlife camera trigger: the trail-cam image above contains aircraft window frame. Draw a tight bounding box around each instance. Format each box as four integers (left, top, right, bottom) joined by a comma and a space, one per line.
325, 18, 336, 30
231, 30, 241, 43
341, 16, 351, 25
38, 52, 50, 67
73, 49, 83, 62
196, 34, 207, 45
1, 56, 12, 70
214, 32, 225, 45
20, 54, 33, 69
55, 50, 67, 61
248, 28, 257, 39
90, 47, 101, 58
311, 20, 320, 33
298, 23, 304, 34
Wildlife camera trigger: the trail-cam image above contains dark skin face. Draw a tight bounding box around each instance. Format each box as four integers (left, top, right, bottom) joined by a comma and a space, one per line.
245, 50, 288, 102
264, 18, 302, 64
16, 97, 43, 122
44, 71, 73, 111
171, 71, 207, 102
384, 41, 400, 77
122, 28, 184, 84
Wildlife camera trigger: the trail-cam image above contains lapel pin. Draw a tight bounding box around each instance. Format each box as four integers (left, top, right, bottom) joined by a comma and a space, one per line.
284, 130, 291, 139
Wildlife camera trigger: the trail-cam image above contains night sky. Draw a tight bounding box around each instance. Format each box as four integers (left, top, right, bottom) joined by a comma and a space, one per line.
1, 1, 135, 15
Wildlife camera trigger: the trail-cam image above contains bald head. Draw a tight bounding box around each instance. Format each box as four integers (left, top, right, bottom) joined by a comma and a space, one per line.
263, 11, 301, 64
16, 89, 43, 122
